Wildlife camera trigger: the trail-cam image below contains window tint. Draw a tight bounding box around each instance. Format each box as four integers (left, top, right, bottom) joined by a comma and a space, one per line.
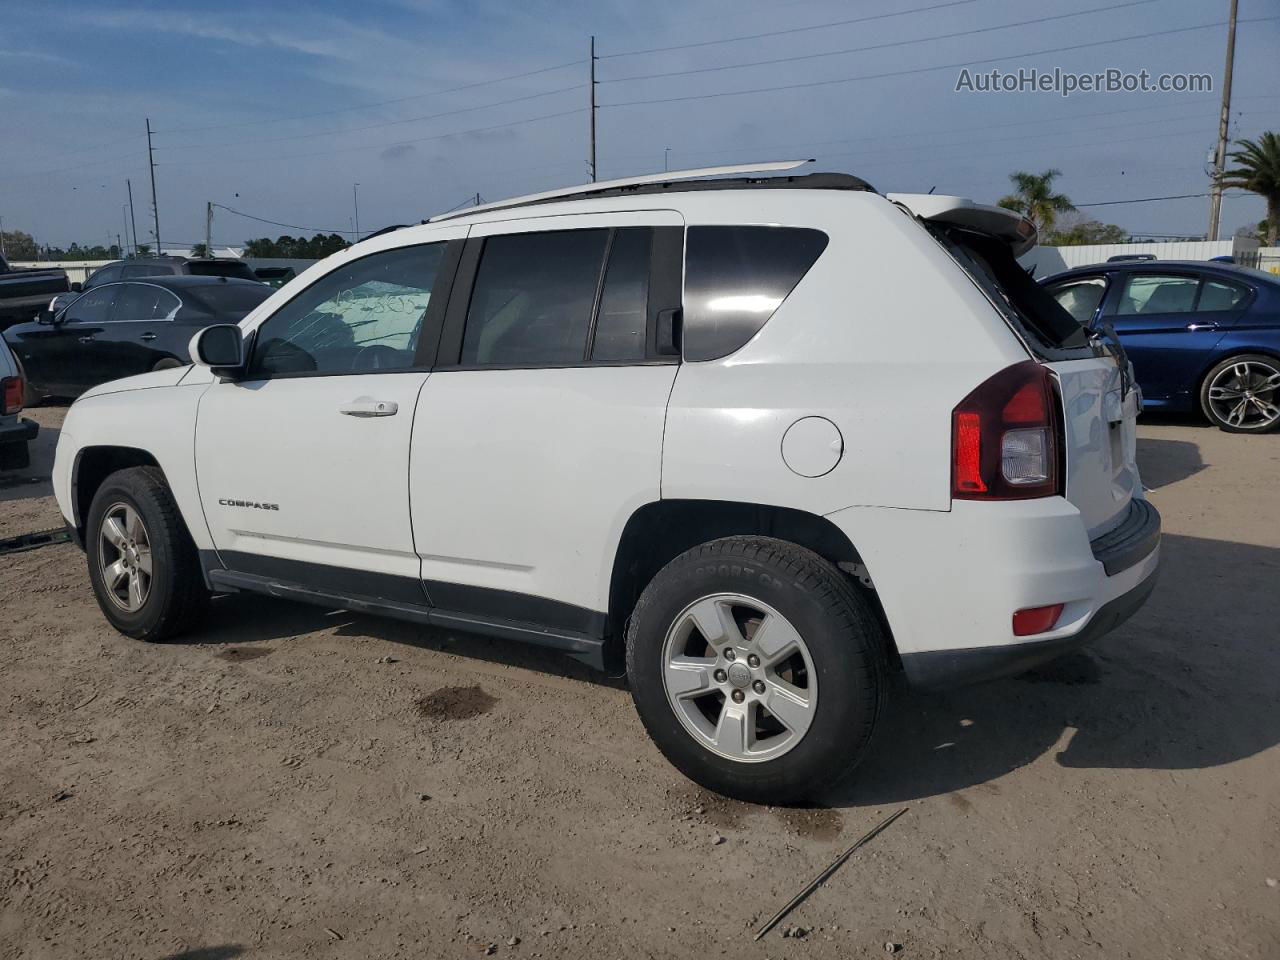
183, 282, 273, 318
683, 226, 828, 361
462, 230, 607, 366
1116, 274, 1198, 315
109, 283, 180, 321
121, 263, 171, 279
87, 264, 123, 286
187, 260, 259, 282
64, 286, 115, 323
250, 244, 444, 377
1197, 279, 1248, 312
1047, 276, 1107, 325
591, 228, 651, 361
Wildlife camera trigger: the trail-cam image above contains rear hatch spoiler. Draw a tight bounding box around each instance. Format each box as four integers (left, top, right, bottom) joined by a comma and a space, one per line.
887, 193, 1037, 257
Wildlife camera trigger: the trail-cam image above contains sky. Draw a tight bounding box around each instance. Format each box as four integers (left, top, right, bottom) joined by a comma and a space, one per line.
2, 0, 1278, 252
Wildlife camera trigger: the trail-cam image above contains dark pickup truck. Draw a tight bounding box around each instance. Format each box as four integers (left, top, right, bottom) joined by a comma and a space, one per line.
0, 254, 70, 330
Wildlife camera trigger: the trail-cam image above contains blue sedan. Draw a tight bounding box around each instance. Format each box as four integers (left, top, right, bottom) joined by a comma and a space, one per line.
1043, 261, 1280, 433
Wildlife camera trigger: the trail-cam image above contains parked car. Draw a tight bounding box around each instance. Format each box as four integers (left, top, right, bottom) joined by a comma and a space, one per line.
1043, 260, 1280, 432
6, 276, 272, 404
0, 334, 38, 469
0, 253, 69, 330
48, 256, 263, 315
1107, 253, 1157, 262
50, 163, 1159, 803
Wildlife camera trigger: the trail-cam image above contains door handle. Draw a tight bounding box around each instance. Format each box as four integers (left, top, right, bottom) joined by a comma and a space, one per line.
77, 335, 95, 343
338, 398, 398, 417
140, 333, 157, 341
1186, 322, 1218, 331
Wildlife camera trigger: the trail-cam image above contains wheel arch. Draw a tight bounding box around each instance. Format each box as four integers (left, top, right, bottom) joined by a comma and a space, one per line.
72, 445, 162, 541
606, 498, 900, 673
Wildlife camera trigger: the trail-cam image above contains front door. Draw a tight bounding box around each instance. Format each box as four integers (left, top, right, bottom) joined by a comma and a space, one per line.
21, 285, 117, 396
194, 234, 461, 601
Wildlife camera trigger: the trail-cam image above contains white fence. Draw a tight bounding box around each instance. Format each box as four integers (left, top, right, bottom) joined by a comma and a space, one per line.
1022, 239, 1260, 276
12, 260, 112, 285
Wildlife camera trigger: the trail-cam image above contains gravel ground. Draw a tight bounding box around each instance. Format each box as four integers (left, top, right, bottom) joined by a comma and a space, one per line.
2, 405, 1278, 960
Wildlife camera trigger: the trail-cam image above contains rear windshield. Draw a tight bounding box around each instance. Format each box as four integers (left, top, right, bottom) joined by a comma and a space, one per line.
187, 260, 260, 282
931, 225, 1091, 356
183, 283, 273, 317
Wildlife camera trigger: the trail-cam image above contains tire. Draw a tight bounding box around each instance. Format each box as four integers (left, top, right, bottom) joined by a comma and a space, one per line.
626, 536, 888, 804
85, 465, 209, 641
1199, 354, 1280, 433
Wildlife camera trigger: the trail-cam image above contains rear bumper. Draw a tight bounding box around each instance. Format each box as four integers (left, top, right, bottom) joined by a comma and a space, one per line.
824, 496, 1161, 690
900, 562, 1158, 688
0, 416, 38, 445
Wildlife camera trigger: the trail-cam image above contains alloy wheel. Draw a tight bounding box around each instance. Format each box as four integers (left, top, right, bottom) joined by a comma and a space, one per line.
660, 593, 817, 763
98, 502, 153, 612
1207, 360, 1280, 429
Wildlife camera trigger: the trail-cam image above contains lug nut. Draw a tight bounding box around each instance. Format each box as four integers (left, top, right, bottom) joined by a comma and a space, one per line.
723, 648, 736, 661
713, 669, 727, 683
731, 689, 745, 703
752, 680, 766, 695
747, 654, 760, 668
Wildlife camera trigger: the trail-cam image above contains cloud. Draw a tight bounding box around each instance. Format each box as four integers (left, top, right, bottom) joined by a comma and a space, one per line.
380, 143, 418, 162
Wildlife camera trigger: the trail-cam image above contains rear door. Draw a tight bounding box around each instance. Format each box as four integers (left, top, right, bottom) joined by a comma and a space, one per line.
90, 281, 182, 380
1101, 271, 1235, 403
409, 211, 683, 622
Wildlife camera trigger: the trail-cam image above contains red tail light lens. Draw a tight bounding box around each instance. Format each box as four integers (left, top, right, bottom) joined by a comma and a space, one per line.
1012, 603, 1065, 636
1, 376, 22, 416
951, 361, 1062, 500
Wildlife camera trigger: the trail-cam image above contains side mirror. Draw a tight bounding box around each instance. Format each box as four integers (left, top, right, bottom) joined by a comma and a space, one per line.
37, 309, 60, 326
190, 324, 246, 379
70, 281, 83, 293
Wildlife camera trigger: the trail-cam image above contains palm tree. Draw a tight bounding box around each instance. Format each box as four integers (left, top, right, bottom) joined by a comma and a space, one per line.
1221, 132, 1280, 246
997, 169, 1075, 235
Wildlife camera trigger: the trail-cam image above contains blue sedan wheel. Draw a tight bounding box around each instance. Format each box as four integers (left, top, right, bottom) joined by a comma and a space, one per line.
1200, 354, 1280, 433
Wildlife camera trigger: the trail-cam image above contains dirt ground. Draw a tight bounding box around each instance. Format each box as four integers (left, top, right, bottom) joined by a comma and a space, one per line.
2, 405, 1278, 960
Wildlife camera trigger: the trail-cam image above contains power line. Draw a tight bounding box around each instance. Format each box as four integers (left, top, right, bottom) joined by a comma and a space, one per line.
210, 203, 349, 234
159, 57, 586, 136
600, 0, 980, 58
160, 83, 581, 152
601, 0, 1155, 84
602, 16, 1280, 108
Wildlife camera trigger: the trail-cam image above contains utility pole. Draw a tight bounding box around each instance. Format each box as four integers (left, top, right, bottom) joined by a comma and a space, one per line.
122, 205, 131, 256
145, 119, 161, 255
1207, 0, 1238, 241
126, 178, 139, 258
353, 183, 361, 240
588, 36, 598, 182
0, 215, 6, 258
664, 147, 670, 172
205, 201, 213, 257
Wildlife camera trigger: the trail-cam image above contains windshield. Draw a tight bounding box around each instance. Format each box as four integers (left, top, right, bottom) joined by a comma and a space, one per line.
187, 260, 259, 282
184, 283, 273, 316
931, 224, 1091, 356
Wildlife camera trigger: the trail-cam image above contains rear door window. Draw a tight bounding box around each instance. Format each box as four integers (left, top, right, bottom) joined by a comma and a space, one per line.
591, 228, 652, 362
682, 226, 828, 361
1046, 276, 1107, 326
1116, 274, 1198, 315
461, 230, 608, 366
109, 283, 180, 321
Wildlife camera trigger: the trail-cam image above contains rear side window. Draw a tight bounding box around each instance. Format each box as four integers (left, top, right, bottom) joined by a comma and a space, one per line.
462, 230, 608, 366
187, 260, 259, 282
1116, 274, 1198, 315
683, 226, 828, 362
1198, 279, 1248, 311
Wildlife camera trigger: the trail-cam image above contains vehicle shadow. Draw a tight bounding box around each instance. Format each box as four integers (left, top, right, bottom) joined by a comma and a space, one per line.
825, 531, 1280, 807
0, 421, 58, 506
1136, 436, 1205, 489
159, 947, 244, 960
190, 591, 620, 688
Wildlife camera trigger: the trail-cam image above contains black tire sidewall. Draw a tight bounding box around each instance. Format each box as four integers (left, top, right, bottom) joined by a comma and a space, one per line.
1200, 354, 1280, 433
85, 470, 186, 639
627, 539, 883, 803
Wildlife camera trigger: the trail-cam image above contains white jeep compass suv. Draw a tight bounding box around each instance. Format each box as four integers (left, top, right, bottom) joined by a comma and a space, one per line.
52, 161, 1159, 803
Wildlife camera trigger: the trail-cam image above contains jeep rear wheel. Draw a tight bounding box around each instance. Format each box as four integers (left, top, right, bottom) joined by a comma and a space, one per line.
626, 536, 887, 804
86, 466, 209, 641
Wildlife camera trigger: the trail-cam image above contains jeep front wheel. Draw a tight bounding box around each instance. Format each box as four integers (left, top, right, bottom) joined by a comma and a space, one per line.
625, 536, 887, 804
86, 466, 209, 641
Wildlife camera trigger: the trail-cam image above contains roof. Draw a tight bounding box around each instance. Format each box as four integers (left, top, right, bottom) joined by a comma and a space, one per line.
118, 275, 264, 289
1046, 259, 1280, 282
428, 160, 874, 223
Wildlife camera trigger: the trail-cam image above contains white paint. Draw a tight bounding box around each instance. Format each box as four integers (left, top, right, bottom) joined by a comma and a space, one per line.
781, 417, 843, 478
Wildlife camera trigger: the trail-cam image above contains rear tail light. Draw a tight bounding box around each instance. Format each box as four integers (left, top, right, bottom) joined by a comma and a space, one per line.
952, 361, 1062, 500
1012, 603, 1065, 636
1, 376, 22, 416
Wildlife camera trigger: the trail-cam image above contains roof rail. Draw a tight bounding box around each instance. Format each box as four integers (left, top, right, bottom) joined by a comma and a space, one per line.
428, 159, 872, 223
